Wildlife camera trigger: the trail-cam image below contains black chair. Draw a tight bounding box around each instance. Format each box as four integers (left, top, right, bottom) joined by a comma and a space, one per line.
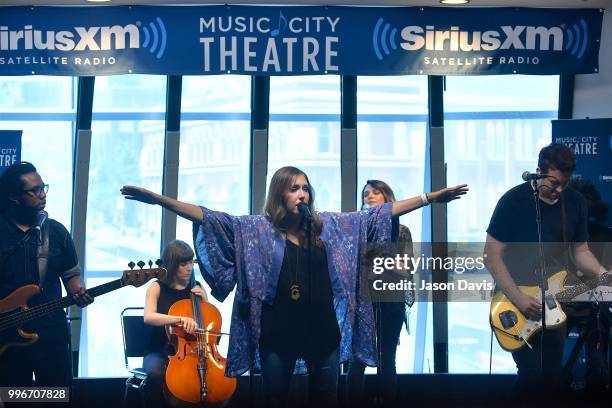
121, 307, 152, 407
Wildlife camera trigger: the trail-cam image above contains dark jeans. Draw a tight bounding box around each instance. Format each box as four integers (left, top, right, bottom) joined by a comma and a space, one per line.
347, 302, 405, 408
142, 352, 169, 408
260, 348, 339, 408
511, 324, 566, 399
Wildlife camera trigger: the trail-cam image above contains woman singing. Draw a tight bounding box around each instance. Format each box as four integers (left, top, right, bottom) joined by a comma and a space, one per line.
142, 240, 207, 408
122, 166, 467, 407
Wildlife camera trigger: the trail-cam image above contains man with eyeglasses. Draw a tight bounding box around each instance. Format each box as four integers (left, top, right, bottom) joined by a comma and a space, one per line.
485, 143, 609, 400
0, 161, 93, 391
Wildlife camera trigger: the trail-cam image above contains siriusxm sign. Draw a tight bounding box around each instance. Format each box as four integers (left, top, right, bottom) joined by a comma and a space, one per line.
374, 19, 590, 61
0, 18, 166, 58
0, 5, 603, 76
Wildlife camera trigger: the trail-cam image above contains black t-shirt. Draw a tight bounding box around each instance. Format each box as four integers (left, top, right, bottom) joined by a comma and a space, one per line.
487, 182, 589, 285
260, 240, 340, 358
0, 214, 80, 327
145, 280, 196, 355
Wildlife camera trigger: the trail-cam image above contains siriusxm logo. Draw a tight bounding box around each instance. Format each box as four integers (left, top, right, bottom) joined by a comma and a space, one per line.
373, 18, 589, 61
0, 17, 167, 59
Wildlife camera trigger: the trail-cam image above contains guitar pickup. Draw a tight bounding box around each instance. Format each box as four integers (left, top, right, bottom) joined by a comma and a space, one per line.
499, 310, 518, 329
544, 294, 557, 310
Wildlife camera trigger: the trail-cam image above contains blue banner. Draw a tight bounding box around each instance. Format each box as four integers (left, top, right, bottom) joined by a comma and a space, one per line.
0, 6, 603, 76
0, 130, 22, 175
552, 119, 612, 227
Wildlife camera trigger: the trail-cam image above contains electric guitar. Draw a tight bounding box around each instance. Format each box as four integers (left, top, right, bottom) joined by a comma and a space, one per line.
490, 270, 611, 352
0, 265, 166, 355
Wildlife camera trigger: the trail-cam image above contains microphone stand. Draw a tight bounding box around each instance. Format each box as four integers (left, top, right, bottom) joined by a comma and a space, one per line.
531, 181, 548, 378
305, 212, 313, 356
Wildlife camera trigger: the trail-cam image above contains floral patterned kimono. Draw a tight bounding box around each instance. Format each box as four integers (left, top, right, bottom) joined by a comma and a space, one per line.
193, 203, 392, 377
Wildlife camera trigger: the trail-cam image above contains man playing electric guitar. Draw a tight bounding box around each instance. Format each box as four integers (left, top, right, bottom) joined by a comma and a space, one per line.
485, 144, 610, 397
0, 162, 93, 388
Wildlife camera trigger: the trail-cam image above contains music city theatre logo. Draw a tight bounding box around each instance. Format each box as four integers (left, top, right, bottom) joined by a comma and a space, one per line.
0, 18, 167, 67
198, 12, 341, 73
372, 17, 590, 67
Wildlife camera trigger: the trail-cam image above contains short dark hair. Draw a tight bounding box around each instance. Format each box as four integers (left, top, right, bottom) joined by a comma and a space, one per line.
161, 240, 195, 285
0, 161, 37, 212
538, 143, 576, 175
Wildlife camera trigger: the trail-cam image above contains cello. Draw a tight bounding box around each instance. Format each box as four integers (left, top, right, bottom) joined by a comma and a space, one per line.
164, 279, 236, 406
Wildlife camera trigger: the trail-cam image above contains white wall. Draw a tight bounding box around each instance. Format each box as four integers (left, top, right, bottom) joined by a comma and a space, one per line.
573, 8, 612, 119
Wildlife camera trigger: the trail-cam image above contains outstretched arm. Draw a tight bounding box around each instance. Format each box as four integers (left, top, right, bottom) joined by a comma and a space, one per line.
391, 184, 469, 217
121, 185, 203, 223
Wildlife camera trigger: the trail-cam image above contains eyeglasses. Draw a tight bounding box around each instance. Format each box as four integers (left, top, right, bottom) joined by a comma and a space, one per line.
23, 184, 49, 197
545, 177, 569, 191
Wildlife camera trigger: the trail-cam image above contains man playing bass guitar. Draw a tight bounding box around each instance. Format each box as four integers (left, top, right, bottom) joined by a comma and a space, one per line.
0, 162, 93, 389
485, 144, 609, 398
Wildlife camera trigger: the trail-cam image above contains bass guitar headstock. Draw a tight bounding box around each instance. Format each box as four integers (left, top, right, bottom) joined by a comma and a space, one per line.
122, 259, 167, 287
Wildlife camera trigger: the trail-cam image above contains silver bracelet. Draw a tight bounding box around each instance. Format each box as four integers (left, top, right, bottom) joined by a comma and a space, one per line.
421, 193, 430, 205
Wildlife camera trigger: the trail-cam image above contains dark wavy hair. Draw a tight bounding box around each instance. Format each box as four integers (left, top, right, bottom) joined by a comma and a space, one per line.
0, 161, 37, 212
538, 143, 576, 175
361, 179, 397, 210
264, 166, 323, 245
161, 240, 195, 285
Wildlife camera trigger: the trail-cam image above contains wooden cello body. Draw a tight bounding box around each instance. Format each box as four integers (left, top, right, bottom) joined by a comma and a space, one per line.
164, 296, 236, 405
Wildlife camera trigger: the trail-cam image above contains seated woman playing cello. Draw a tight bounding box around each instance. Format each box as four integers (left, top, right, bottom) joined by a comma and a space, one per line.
142, 239, 207, 408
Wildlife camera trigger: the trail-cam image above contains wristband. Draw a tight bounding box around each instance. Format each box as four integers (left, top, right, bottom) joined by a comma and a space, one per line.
421, 193, 430, 205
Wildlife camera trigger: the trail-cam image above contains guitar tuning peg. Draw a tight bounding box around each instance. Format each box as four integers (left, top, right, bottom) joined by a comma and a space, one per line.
148, 260, 153, 268
155, 259, 163, 267
137, 260, 145, 269
128, 261, 135, 270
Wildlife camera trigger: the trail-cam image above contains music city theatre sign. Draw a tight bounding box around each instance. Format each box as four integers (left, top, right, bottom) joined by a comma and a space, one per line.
0, 5, 603, 76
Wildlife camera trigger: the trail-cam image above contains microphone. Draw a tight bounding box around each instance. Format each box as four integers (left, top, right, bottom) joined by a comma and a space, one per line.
297, 202, 312, 221
522, 171, 548, 182
34, 210, 48, 231
28, 210, 47, 244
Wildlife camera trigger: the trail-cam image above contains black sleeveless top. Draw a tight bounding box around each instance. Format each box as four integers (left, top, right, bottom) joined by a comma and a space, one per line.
144, 280, 195, 356
259, 240, 340, 358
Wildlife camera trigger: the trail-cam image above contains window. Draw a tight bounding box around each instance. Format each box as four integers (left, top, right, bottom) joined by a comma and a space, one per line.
268, 76, 341, 211
357, 75, 431, 373
444, 75, 560, 373
0, 76, 76, 228
176, 75, 252, 359
81, 75, 166, 377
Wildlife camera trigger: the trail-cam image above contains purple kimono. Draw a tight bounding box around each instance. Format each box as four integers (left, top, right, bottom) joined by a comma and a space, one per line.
193, 203, 392, 377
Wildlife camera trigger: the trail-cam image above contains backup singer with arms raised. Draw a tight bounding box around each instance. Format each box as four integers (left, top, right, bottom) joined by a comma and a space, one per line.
122, 166, 467, 407
0, 161, 93, 389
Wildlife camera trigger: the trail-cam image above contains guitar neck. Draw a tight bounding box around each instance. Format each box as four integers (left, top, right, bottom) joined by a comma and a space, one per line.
556, 274, 607, 301
21, 279, 124, 325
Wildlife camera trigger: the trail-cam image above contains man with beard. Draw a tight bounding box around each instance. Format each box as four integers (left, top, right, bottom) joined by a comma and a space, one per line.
485, 144, 609, 398
0, 161, 92, 391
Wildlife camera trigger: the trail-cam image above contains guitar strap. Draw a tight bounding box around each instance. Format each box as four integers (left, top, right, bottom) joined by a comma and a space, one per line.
37, 221, 50, 284
560, 192, 571, 269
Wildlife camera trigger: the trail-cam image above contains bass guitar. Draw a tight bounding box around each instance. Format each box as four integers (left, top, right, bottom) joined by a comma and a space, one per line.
490, 270, 611, 351
0, 264, 166, 355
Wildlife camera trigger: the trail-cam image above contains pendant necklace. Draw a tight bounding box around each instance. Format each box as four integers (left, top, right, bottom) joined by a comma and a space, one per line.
289, 242, 301, 301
